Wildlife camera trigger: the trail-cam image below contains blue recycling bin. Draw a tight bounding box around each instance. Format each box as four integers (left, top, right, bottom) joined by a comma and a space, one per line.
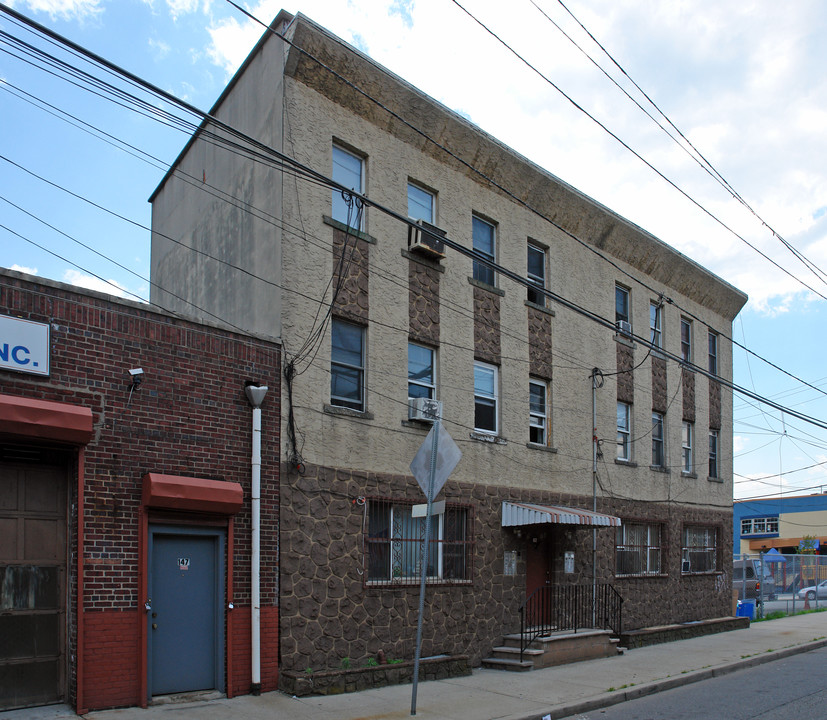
736, 600, 755, 619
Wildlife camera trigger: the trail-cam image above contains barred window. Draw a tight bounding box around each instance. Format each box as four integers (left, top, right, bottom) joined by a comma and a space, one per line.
616, 523, 662, 576
365, 498, 473, 586
682, 525, 719, 574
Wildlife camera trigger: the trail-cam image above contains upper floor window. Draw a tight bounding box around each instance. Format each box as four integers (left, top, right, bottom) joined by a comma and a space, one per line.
708, 331, 718, 375
615, 284, 630, 334
617, 402, 631, 461
330, 318, 365, 411
741, 517, 779, 536
650, 302, 662, 348
529, 379, 548, 445
472, 215, 496, 286
474, 362, 498, 434
332, 144, 364, 229
527, 243, 547, 306
682, 421, 693, 474
681, 318, 692, 363
682, 525, 719, 574
708, 429, 719, 478
407, 182, 434, 223
616, 522, 662, 576
651, 412, 665, 467
408, 343, 435, 400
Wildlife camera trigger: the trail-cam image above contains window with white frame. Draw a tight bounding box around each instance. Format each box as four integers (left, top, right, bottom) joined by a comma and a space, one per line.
708, 331, 718, 375
741, 517, 779, 536
407, 182, 434, 223
408, 343, 435, 400
331, 144, 364, 229
529, 379, 548, 445
616, 284, 630, 334
527, 243, 546, 306
616, 522, 662, 576
474, 362, 498, 434
650, 302, 662, 348
708, 429, 719, 478
682, 526, 719, 573
365, 498, 473, 585
472, 215, 496, 286
681, 318, 692, 363
330, 318, 365, 411
651, 412, 665, 467
682, 421, 693, 474
617, 402, 631, 461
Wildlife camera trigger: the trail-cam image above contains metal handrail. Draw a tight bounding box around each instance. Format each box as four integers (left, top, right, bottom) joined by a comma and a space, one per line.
518, 583, 623, 662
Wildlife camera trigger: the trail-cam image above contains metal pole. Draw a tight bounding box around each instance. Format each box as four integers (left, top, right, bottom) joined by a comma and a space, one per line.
411, 420, 440, 716
591, 370, 599, 627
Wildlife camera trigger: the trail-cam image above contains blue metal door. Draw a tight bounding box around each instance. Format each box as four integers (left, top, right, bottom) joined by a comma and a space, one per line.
148, 528, 224, 696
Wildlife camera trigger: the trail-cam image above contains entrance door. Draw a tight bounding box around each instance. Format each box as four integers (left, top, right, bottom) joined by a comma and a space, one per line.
148, 528, 224, 696
0, 459, 67, 711
525, 538, 551, 597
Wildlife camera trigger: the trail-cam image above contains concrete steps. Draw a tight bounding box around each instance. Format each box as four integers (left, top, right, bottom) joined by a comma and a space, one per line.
482, 628, 622, 671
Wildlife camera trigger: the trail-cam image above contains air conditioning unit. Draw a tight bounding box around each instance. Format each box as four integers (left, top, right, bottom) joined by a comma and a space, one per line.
408, 220, 446, 258
616, 320, 632, 337
408, 397, 442, 422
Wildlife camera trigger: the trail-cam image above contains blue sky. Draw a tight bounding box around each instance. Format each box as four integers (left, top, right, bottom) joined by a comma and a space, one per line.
2, 0, 826, 500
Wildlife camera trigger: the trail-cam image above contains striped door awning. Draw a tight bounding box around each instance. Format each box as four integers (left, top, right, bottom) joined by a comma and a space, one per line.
502, 501, 621, 528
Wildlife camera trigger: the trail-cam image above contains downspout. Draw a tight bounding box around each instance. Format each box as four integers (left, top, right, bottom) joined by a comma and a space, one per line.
244, 383, 268, 696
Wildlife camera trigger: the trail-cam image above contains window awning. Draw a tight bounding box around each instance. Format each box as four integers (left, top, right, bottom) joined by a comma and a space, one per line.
142, 473, 243, 515
502, 501, 620, 528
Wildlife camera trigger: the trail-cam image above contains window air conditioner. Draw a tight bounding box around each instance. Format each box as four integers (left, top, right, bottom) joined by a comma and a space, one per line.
616, 320, 632, 337
408, 220, 446, 258
408, 397, 442, 422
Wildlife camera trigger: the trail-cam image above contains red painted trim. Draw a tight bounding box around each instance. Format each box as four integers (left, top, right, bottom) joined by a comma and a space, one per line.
0, 393, 93, 444
226, 516, 234, 699
141, 473, 243, 515
76, 448, 87, 716
138, 507, 148, 708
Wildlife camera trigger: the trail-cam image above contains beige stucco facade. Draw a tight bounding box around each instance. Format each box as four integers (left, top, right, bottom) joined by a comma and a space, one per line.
150, 11, 748, 672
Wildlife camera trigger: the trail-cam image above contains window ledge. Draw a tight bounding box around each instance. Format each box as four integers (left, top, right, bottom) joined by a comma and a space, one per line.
401, 419, 433, 430
467, 277, 505, 296
323, 215, 376, 244
525, 300, 555, 316
707, 476, 723, 483
470, 431, 506, 445
681, 571, 722, 577
401, 248, 445, 272
681, 472, 698, 479
323, 403, 375, 420
614, 333, 634, 348
614, 458, 638, 468
650, 465, 671, 474
526, 442, 557, 454
616, 574, 669, 580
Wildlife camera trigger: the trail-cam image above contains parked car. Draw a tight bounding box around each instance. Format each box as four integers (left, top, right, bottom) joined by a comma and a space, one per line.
733, 559, 776, 601
798, 579, 827, 600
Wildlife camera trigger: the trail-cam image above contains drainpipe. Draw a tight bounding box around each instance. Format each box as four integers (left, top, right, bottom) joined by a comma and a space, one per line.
245, 383, 268, 696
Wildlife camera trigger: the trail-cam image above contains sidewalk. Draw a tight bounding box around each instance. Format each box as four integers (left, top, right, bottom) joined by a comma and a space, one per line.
10, 612, 827, 720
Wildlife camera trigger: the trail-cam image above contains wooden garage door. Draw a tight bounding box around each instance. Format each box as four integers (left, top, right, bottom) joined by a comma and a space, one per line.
0, 459, 67, 711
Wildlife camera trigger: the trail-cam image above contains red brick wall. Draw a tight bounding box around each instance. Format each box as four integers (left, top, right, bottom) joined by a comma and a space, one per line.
229, 606, 279, 696
0, 272, 281, 710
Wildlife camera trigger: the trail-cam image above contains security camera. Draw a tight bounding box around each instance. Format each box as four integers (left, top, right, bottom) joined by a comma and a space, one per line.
128, 368, 144, 390
128, 368, 144, 378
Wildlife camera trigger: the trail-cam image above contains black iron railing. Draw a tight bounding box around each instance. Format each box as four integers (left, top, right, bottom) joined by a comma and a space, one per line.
519, 583, 623, 662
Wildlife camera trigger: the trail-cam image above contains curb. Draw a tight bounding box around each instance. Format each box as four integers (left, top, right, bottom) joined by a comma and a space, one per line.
513, 637, 827, 720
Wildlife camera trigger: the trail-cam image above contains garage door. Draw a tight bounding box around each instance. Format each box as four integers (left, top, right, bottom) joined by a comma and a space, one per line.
0, 457, 67, 711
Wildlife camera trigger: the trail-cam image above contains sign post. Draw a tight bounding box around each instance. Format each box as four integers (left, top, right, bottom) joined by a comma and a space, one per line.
409, 420, 461, 716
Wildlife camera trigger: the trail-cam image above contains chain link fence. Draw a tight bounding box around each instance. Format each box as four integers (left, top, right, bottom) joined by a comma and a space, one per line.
734, 552, 827, 618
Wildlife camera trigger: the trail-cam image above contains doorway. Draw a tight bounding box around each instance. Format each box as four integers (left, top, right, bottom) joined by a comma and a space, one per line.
147, 526, 224, 697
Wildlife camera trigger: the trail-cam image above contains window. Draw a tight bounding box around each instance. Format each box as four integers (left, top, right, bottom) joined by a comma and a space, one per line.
330, 319, 365, 411
680, 318, 692, 363
708, 331, 718, 375
615, 285, 630, 334
474, 362, 498, 434
651, 412, 665, 467
682, 526, 718, 573
617, 402, 631, 461
527, 243, 546, 305
408, 343, 435, 400
681, 422, 693, 474
616, 523, 661, 576
741, 517, 779, 536
650, 302, 662, 348
408, 182, 434, 223
529, 379, 548, 445
332, 144, 363, 228
472, 215, 496, 286
708, 429, 719, 478
365, 498, 473, 585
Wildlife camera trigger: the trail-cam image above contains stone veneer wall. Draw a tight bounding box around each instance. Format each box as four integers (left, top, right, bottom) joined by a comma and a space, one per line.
279, 462, 733, 673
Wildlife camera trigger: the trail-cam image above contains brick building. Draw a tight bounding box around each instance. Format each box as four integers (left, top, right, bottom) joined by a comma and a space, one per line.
150, 11, 747, 679
0, 269, 280, 712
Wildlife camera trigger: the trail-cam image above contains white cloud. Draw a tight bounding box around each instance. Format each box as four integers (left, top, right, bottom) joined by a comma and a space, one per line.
13, 0, 102, 21
10, 264, 38, 275
62, 269, 132, 299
